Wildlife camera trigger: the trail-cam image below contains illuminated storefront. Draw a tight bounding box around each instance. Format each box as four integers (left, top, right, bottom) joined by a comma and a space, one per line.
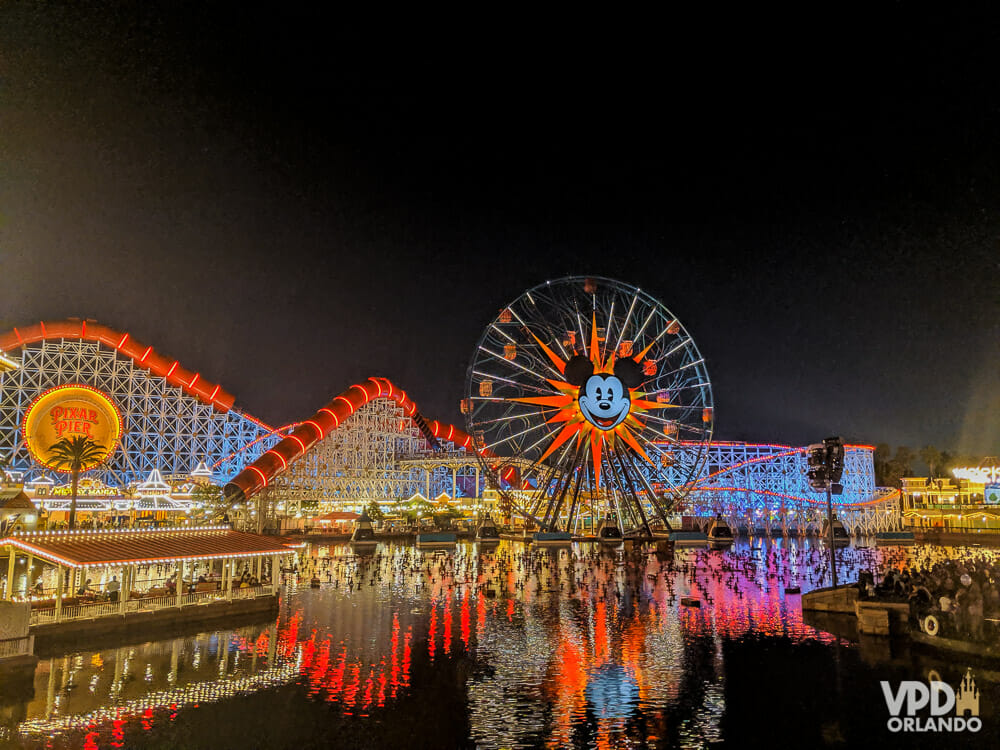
900, 473, 999, 531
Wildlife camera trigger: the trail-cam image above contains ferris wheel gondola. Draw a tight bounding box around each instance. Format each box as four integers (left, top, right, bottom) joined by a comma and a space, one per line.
464, 276, 713, 537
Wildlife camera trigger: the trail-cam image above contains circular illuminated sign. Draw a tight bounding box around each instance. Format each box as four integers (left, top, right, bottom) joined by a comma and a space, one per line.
22, 384, 122, 472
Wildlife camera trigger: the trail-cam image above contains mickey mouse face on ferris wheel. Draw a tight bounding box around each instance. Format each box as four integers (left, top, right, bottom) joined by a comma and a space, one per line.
564, 355, 643, 431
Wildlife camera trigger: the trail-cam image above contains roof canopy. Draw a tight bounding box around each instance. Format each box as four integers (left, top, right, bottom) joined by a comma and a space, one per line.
0, 489, 37, 512
1, 526, 294, 568
314, 511, 359, 522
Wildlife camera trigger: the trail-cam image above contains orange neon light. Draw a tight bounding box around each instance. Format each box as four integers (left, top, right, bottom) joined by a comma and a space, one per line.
288, 434, 307, 454
502, 311, 673, 487
117, 332, 129, 348
80, 320, 86, 337
265, 449, 287, 470
703, 485, 894, 508
22, 384, 124, 473
231, 377, 481, 501
140, 346, 152, 363
166, 361, 179, 377
248, 465, 268, 487
208, 385, 221, 401
188, 373, 199, 388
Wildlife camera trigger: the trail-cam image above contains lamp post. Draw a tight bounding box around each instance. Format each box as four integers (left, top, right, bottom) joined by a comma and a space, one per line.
824, 482, 837, 588
807, 436, 845, 588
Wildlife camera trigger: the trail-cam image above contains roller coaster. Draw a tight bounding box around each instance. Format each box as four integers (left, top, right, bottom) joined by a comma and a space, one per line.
0, 319, 900, 533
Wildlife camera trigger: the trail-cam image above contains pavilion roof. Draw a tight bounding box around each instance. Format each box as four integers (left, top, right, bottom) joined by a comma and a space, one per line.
0, 526, 294, 568
314, 511, 359, 522
0, 488, 37, 512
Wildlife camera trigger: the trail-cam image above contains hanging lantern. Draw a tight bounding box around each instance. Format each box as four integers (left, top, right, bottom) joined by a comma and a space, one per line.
562, 330, 577, 348
667, 320, 680, 335
460, 398, 473, 414
702, 407, 713, 423
479, 380, 493, 397
618, 340, 634, 357
656, 390, 670, 403
642, 359, 657, 376
503, 344, 517, 360
498, 308, 513, 324
584, 278, 597, 294
660, 453, 675, 467
662, 421, 678, 436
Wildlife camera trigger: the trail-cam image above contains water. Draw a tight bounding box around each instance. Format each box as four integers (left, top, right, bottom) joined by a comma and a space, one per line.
2, 539, 997, 749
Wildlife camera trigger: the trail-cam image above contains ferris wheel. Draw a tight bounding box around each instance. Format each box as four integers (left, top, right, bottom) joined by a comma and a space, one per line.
464, 276, 713, 536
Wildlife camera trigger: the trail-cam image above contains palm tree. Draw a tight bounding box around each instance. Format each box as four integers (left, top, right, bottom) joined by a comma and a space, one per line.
919, 445, 942, 478
48, 436, 106, 530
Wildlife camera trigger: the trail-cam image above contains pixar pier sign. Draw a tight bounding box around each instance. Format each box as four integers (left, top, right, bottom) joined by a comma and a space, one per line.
22, 384, 123, 473
881, 669, 981, 733
48, 404, 101, 438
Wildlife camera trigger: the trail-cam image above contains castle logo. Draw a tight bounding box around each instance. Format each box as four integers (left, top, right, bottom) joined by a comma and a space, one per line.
881, 668, 981, 733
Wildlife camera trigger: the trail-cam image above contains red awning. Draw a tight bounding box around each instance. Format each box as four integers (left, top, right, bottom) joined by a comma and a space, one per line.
314, 511, 360, 522
1, 526, 294, 568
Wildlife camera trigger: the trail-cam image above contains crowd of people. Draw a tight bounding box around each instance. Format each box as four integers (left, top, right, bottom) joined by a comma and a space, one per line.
867, 546, 1000, 641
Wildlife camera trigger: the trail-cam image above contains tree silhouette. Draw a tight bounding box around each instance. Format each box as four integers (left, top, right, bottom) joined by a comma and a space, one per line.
919, 445, 943, 478
47, 436, 107, 529
873, 444, 917, 487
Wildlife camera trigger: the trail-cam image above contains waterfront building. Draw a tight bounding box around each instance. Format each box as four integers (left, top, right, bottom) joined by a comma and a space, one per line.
899, 475, 998, 531
0, 526, 295, 631
0, 487, 39, 532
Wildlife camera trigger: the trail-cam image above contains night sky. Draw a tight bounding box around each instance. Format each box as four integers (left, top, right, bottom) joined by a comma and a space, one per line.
0, 4, 996, 455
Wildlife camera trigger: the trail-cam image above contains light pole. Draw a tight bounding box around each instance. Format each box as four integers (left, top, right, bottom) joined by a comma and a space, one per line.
825, 482, 837, 588
807, 436, 845, 589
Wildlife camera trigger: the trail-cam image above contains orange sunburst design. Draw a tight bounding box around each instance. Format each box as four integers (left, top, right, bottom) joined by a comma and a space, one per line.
509, 312, 677, 486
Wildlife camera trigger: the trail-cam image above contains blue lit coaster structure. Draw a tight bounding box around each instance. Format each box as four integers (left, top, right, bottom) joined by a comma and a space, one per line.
465, 276, 714, 535
0, 321, 281, 488
0, 318, 900, 534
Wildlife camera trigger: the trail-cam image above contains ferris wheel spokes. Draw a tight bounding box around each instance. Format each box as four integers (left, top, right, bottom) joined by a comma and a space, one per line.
466, 276, 713, 538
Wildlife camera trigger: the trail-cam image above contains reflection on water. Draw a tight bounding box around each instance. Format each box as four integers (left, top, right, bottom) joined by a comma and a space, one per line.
2, 539, 997, 749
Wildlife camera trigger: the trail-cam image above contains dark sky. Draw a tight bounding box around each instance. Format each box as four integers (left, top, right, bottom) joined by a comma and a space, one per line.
0, 4, 996, 455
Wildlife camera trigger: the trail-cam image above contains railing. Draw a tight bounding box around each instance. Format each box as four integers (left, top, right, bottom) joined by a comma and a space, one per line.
180, 590, 224, 606
906, 503, 997, 511
230, 584, 273, 600
27, 583, 277, 625
123, 594, 178, 612
0, 635, 34, 659
29, 608, 55, 626
909, 525, 1000, 536
57, 600, 122, 621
